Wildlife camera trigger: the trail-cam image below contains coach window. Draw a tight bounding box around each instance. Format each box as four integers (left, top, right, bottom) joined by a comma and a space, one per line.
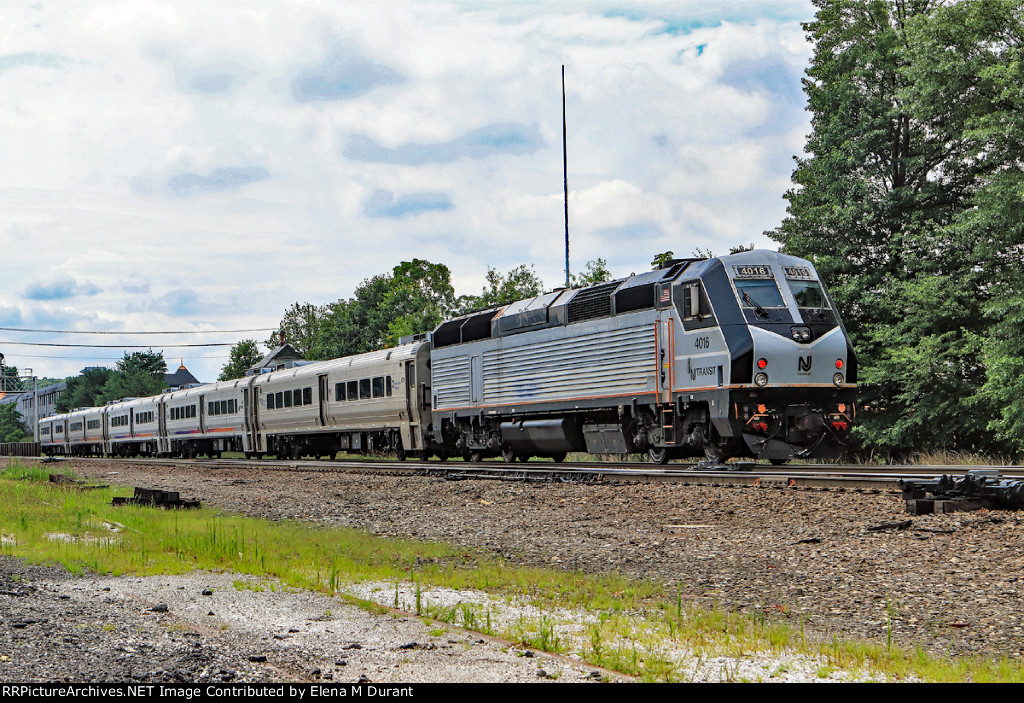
335, 383, 345, 401
303, 387, 312, 405
267, 393, 276, 410
386, 377, 392, 397
372, 377, 384, 398
347, 380, 358, 401
283, 391, 292, 408
360, 378, 371, 399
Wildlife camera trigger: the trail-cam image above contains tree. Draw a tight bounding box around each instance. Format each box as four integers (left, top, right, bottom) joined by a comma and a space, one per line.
56, 368, 113, 412
898, 0, 1024, 452
767, 0, 997, 457
455, 264, 545, 313
95, 351, 168, 405
266, 302, 327, 357
219, 340, 264, 381
0, 404, 28, 442
287, 259, 458, 360
650, 251, 675, 269
570, 258, 612, 288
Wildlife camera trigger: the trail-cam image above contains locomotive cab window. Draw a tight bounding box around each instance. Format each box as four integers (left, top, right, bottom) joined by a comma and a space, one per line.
787, 280, 829, 309
734, 279, 785, 309
675, 281, 718, 330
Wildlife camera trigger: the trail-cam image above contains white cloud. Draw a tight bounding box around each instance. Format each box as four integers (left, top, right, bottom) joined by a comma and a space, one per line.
0, 1, 816, 382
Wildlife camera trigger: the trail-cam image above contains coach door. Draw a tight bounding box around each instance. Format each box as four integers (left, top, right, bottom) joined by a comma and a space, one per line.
318, 374, 329, 426
244, 385, 263, 454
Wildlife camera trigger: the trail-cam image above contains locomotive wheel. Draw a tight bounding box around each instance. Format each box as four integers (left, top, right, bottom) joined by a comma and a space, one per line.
501, 445, 516, 463
648, 447, 670, 465
470, 450, 485, 463
703, 440, 731, 463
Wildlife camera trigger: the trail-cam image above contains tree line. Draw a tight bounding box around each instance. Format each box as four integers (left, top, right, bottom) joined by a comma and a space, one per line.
769, 0, 1024, 459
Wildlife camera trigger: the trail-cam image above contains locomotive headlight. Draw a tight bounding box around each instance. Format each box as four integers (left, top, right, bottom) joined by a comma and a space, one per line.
791, 326, 811, 342
754, 372, 769, 387
833, 372, 844, 387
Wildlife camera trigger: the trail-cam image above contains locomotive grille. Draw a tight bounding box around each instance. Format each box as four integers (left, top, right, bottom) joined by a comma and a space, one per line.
567, 281, 619, 323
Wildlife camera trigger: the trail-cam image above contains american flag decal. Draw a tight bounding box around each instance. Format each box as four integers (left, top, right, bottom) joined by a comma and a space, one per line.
660, 288, 670, 303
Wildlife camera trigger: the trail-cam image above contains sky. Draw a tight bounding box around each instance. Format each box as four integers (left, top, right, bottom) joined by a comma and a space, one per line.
0, 0, 817, 384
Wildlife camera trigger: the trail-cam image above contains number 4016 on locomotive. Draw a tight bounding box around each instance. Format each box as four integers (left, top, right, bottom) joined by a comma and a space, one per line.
430, 249, 856, 464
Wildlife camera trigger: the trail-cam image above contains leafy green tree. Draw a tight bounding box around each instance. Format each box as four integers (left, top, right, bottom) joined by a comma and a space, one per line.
266, 302, 328, 357
94, 351, 168, 405
219, 340, 264, 381
0, 404, 29, 442
455, 264, 545, 314
56, 368, 113, 412
296, 259, 457, 360
768, 0, 998, 457
650, 251, 675, 269
898, 0, 1024, 452
570, 258, 612, 288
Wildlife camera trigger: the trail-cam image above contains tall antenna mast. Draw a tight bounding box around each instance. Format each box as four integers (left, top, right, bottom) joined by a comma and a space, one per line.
562, 65, 570, 288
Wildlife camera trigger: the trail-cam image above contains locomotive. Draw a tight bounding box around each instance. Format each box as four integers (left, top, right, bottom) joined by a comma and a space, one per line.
39, 250, 856, 464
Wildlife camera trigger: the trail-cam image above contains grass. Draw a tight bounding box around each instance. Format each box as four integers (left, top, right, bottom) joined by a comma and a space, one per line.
3, 460, 1024, 682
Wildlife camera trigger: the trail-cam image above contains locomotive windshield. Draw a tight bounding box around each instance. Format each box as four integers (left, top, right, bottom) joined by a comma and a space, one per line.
787, 280, 830, 309
734, 279, 785, 308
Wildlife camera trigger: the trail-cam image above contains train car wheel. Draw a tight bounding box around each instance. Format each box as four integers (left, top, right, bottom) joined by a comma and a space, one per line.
470, 450, 485, 463
703, 441, 731, 463
550, 453, 566, 463
501, 445, 516, 463
648, 447, 670, 465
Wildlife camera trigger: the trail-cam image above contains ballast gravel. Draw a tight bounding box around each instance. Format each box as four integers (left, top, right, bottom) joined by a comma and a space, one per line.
6, 458, 1024, 682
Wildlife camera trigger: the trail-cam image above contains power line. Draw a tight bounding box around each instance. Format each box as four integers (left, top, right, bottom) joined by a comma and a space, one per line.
0, 327, 274, 335
2, 352, 231, 361
0, 341, 236, 348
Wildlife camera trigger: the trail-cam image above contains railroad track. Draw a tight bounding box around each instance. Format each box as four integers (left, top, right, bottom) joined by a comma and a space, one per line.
12, 454, 1020, 493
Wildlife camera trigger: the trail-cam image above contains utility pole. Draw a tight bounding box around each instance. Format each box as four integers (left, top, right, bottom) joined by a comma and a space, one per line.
562, 65, 570, 289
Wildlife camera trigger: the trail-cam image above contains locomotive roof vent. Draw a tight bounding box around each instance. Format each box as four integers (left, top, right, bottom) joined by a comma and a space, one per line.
566, 280, 621, 323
